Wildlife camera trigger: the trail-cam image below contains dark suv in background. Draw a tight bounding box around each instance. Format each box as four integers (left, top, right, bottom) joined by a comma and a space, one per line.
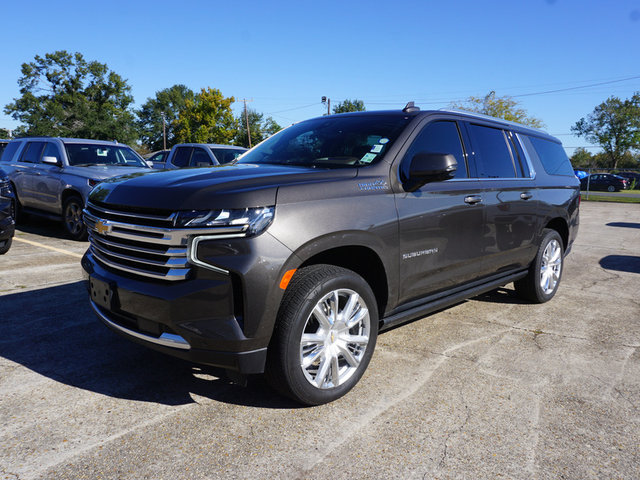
82, 105, 580, 405
0, 168, 15, 254
0, 137, 151, 239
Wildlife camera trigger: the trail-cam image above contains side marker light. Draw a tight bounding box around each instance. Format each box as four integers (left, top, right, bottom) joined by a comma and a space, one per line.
279, 269, 297, 290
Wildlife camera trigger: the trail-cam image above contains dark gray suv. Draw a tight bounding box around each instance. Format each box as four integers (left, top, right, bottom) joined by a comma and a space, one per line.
0, 137, 151, 239
81, 106, 580, 405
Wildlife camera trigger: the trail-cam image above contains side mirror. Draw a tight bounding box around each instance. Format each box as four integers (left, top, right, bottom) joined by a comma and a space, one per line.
405, 153, 457, 192
42, 156, 61, 167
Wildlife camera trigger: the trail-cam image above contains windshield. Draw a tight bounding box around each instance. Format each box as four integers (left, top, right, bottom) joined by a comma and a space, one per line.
65, 144, 148, 167
238, 115, 412, 168
210, 147, 246, 164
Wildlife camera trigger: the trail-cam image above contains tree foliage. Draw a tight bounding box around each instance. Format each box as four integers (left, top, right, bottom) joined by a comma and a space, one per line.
4, 51, 137, 143
333, 99, 366, 114
236, 108, 282, 148
571, 93, 640, 169
174, 88, 238, 144
450, 91, 544, 128
0, 128, 10, 138
137, 84, 194, 151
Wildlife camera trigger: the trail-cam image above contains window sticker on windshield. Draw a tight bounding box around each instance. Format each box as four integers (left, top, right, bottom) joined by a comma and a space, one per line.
360, 153, 377, 164
370, 144, 383, 153
97, 149, 107, 157
379, 138, 389, 144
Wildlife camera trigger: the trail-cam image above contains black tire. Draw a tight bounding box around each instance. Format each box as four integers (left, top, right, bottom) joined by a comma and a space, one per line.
514, 229, 564, 303
607, 185, 616, 192
63, 195, 87, 241
10, 184, 25, 224
265, 265, 379, 405
0, 237, 11, 255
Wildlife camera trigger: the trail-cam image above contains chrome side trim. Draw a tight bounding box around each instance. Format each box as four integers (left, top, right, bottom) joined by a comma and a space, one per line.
90, 299, 191, 350
514, 133, 537, 180
188, 234, 247, 275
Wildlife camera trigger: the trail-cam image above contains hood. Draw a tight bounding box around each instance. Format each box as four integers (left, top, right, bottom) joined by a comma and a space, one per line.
65, 165, 152, 180
88, 163, 357, 210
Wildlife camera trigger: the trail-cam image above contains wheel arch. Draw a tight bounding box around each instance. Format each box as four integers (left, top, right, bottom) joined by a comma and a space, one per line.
544, 217, 569, 251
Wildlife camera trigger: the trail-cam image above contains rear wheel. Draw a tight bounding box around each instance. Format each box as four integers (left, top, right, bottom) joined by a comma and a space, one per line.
63, 195, 87, 240
515, 229, 564, 303
607, 185, 616, 192
266, 265, 378, 405
0, 237, 11, 255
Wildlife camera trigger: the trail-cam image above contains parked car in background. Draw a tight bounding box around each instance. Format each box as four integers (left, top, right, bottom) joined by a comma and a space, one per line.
580, 173, 628, 192
0, 168, 15, 254
156, 143, 247, 169
0, 137, 152, 240
618, 171, 640, 188
0, 139, 9, 159
145, 149, 170, 168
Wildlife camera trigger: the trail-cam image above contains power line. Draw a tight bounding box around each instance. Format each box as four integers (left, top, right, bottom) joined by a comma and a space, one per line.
512, 75, 640, 98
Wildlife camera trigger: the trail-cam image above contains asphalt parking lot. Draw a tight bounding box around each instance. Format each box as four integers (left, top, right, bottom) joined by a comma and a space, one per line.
1, 202, 639, 480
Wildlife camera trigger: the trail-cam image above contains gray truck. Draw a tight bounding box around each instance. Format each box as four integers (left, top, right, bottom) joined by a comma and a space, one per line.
0, 137, 151, 239
82, 106, 580, 405
152, 143, 247, 169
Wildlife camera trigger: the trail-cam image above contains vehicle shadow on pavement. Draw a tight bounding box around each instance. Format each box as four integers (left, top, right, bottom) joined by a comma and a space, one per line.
599, 255, 640, 274
16, 217, 74, 240
472, 287, 530, 305
606, 222, 640, 229
0, 281, 301, 409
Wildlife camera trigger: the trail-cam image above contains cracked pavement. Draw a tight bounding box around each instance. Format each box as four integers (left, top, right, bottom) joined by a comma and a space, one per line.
0, 202, 639, 479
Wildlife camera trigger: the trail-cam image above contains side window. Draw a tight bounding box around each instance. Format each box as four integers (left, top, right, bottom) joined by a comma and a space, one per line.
467, 124, 517, 178
172, 147, 193, 167
524, 135, 574, 176
41, 143, 62, 162
20, 142, 46, 163
403, 120, 467, 180
506, 132, 530, 178
0, 142, 21, 162
190, 148, 212, 166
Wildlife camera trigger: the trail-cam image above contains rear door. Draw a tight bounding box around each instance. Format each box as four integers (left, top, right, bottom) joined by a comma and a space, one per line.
395, 119, 486, 305
463, 122, 539, 275
15, 141, 46, 208
30, 142, 65, 213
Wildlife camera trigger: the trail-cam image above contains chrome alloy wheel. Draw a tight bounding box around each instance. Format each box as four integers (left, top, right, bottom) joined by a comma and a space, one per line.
65, 201, 83, 236
540, 239, 562, 295
299, 288, 371, 389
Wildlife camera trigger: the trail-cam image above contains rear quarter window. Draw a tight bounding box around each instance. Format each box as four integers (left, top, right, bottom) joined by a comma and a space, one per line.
523, 135, 574, 176
0, 142, 21, 162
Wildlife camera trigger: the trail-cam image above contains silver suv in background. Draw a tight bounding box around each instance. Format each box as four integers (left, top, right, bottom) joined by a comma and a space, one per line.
0, 137, 152, 239
153, 143, 247, 169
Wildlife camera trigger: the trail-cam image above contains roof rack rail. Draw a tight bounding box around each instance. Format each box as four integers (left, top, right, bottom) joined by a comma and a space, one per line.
438, 108, 548, 133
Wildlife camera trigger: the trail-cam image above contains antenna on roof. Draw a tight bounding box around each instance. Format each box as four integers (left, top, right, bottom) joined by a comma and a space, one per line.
403, 101, 420, 113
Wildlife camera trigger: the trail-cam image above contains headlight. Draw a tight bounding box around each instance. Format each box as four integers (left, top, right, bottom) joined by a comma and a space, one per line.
174, 206, 275, 235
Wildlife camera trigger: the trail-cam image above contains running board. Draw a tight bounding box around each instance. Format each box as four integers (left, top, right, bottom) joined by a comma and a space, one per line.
380, 270, 528, 332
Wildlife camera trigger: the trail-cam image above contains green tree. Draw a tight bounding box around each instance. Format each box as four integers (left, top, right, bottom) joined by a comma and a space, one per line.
175, 88, 238, 144
450, 91, 544, 128
571, 93, 640, 169
137, 84, 194, 151
236, 108, 282, 148
0, 128, 10, 138
570, 147, 595, 169
4, 50, 137, 143
333, 99, 366, 114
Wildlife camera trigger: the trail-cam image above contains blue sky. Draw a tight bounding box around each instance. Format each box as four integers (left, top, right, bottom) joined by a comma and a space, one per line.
1, 0, 639, 154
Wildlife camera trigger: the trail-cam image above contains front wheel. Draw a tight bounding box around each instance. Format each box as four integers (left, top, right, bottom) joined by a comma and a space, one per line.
514, 229, 564, 303
0, 237, 11, 255
266, 265, 378, 405
607, 185, 616, 192
63, 196, 87, 241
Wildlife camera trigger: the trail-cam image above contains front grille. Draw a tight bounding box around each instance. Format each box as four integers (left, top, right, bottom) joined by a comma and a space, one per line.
84, 202, 245, 281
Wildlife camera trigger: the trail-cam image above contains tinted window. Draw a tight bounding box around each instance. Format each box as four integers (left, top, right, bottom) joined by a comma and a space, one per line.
526, 136, 574, 176
506, 132, 530, 178
0, 142, 20, 162
211, 148, 246, 164
468, 125, 516, 178
191, 148, 211, 166
172, 147, 192, 167
403, 121, 467, 179
42, 142, 62, 162
20, 142, 46, 163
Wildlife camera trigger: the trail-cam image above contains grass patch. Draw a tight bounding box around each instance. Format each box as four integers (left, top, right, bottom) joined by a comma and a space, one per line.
581, 194, 640, 203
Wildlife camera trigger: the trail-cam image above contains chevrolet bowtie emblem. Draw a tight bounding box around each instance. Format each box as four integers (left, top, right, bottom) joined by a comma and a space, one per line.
95, 220, 111, 235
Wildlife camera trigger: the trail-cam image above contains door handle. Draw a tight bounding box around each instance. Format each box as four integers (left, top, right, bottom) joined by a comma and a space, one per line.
464, 195, 482, 205
520, 192, 533, 200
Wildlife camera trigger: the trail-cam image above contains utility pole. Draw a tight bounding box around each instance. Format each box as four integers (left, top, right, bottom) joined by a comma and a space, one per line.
241, 98, 254, 148
322, 96, 330, 115
161, 112, 167, 151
